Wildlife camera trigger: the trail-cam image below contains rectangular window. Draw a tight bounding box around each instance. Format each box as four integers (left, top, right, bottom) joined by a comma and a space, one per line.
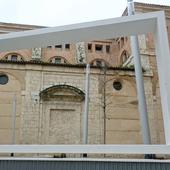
65, 44, 70, 50
55, 45, 62, 49
11, 55, 18, 61
121, 37, 124, 47
95, 44, 103, 52
88, 44, 92, 51
47, 46, 52, 48
106, 45, 110, 53
55, 58, 61, 64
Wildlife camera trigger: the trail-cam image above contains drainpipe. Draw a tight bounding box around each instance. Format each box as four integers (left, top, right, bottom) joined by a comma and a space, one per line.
11, 94, 16, 157
82, 64, 90, 157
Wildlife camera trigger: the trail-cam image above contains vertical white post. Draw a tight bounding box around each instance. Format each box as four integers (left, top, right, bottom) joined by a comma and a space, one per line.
83, 64, 90, 144
127, 0, 151, 144
12, 94, 16, 145
154, 12, 170, 144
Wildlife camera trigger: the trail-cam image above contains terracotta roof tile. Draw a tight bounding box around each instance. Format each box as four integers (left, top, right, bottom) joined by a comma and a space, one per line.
0, 59, 135, 71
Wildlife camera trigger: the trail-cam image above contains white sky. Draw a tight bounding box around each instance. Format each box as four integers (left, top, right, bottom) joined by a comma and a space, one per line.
0, 0, 169, 27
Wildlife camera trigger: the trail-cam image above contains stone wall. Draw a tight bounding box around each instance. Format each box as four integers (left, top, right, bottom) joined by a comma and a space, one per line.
0, 62, 165, 146
19, 65, 103, 144
0, 68, 24, 144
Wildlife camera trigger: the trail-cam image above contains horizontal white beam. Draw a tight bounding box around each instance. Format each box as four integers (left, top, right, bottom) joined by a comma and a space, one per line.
1, 157, 170, 163
0, 11, 159, 52
0, 145, 170, 154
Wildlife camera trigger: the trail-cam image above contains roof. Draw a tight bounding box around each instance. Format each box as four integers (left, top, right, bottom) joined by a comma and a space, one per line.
122, 2, 170, 16
0, 59, 135, 71
0, 22, 46, 29
134, 2, 170, 8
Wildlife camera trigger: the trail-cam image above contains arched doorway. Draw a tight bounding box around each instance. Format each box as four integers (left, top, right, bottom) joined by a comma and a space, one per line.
39, 84, 85, 144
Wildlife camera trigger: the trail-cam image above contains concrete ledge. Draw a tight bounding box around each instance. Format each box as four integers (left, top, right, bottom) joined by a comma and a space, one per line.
0, 145, 170, 154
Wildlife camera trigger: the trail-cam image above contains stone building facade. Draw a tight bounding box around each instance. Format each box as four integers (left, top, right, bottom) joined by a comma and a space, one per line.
0, 2, 169, 149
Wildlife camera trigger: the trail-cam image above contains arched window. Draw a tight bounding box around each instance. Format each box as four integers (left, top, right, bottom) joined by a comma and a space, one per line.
49, 56, 68, 64
90, 59, 109, 67
3, 53, 24, 61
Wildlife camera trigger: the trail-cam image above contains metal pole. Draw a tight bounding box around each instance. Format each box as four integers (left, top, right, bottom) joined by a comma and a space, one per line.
127, 0, 151, 144
11, 94, 16, 157
83, 64, 90, 145
12, 94, 16, 145
103, 66, 107, 144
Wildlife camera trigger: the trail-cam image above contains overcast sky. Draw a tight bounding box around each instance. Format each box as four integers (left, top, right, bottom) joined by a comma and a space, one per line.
0, 0, 169, 27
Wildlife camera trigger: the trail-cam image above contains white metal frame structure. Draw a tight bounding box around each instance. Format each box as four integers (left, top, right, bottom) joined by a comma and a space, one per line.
0, 11, 170, 154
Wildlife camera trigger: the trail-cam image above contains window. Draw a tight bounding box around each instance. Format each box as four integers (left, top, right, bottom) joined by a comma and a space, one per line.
106, 45, 110, 53
96, 60, 102, 67
113, 81, 122, 91
11, 55, 18, 61
4, 53, 24, 61
0, 74, 8, 85
118, 41, 120, 49
121, 37, 124, 47
65, 44, 70, 50
55, 57, 62, 64
122, 54, 128, 63
55, 45, 62, 49
91, 59, 108, 67
50, 56, 68, 64
88, 44, 92, 51
47, 46, 52, 48
95, 44, 103, 52
121, 51, 128, 63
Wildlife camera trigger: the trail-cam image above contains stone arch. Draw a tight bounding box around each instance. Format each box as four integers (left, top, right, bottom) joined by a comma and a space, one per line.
90, 58, 110, 67
40, 84, 85, 101
3, 52, 25, 61
48, 56, 69, 64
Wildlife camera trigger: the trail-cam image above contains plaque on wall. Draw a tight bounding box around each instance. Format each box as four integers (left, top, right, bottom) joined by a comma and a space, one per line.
76, 42, 86, 63
32, 48, 41, 59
